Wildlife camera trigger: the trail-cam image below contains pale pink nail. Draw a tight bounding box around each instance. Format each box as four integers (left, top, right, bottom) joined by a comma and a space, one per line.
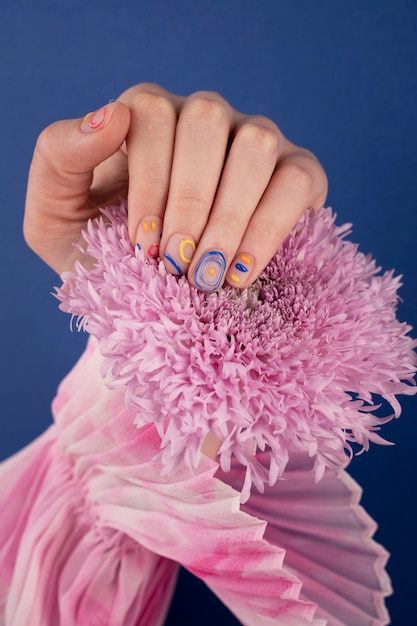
164, 234, 196, 276
226, 253, 255, 287
80, 106, 108, 133
135, 215, 163, 260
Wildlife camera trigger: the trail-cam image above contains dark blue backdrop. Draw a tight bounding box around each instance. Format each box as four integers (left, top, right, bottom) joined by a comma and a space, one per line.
0, 1, 416, 623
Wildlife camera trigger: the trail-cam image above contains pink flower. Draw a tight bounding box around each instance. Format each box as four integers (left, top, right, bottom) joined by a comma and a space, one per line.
56, 201, 417, 502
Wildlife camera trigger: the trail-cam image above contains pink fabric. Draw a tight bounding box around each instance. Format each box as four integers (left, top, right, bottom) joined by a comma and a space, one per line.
218, 454, 391, 625
0, 339, 391, 625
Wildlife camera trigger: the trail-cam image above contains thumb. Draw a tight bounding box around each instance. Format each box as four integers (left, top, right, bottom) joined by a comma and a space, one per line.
24, 101, 130, 273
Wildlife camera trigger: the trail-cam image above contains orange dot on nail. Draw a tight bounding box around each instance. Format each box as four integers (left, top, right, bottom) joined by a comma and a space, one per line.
208, 267, 215, 276
240, 254, 252, 264
143, 222, 149, 233
151, 220, 156, 231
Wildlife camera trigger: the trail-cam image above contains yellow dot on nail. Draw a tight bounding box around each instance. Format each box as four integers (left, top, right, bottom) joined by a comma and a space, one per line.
83, 112, 93, 121
229, 273, 241, 283
151, 220, 156, 231
240, 254, 252, 264
208, 267, 215, 276
143, 222, 149, 233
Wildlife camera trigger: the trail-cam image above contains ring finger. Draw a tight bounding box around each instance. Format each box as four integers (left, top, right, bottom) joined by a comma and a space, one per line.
187, 117, 281, 290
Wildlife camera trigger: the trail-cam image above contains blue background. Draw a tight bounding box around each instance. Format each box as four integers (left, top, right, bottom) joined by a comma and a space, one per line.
0, 1, 416, 623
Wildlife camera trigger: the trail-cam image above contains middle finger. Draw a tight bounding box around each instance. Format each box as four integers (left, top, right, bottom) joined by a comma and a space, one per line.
160, 92, 233, 277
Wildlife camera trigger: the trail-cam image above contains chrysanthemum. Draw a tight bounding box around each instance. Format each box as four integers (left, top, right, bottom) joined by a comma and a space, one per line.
56, 201, 417, 503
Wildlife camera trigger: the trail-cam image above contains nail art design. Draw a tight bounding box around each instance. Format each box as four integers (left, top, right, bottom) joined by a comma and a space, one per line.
227, 253, 254, 286
194, 250, 226, 291
164, 234, 196, 276
136, 215, 162, 259
80, 106, 108, 132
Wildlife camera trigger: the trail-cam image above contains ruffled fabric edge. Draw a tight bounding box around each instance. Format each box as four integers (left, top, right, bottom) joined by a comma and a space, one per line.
218, 451, 392, 625
0, 338, 392, 625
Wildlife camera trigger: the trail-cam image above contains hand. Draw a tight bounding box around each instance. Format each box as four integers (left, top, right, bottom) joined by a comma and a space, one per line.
24, 83, 327, 290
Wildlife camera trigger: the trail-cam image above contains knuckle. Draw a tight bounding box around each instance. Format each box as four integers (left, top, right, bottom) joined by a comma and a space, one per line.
33, 122, 75, 178
310, 159, 329, 206
22, 217, 31, 246
236, 122, 279, 154
316, 170, 329, 206
182, 93, 229, 129
36, 123, 80, 177
119, 81, 168, 103
135, 81, 165, 93
34, 122, 59, 161
22, 217, 36, 250
280, 161, 314, 197
190, 89, 225, 103
130, 90, 176, 124
235, 121, 280, 158
170, 185, 209, 216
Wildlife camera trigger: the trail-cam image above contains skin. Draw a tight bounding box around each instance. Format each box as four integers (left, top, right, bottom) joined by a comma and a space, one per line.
23, 82, 328, 459
23, 82, 328, 287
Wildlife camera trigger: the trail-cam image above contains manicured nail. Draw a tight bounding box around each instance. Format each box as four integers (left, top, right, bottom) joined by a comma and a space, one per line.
164, 234, 196, 276
135, 215, 162, 259
227, 253, 255, 286
80, 105, 110, 133
193, 250, 226, 291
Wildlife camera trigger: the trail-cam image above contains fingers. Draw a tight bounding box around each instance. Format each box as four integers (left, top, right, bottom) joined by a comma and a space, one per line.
123, 86, 177, 257
24, 101, 130, 273
161, 93, 234, 276
161, 108, 326, 291
225, 150, 328, 288
120, 83, 328, 293
184, 139, 327, 291
187, 117, 281, 290
123, 87, 235, 265
25, 82, 328, 285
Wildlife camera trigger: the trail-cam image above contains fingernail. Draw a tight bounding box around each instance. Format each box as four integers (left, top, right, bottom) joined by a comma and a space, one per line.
193, 250, 226, 291
80, 105, 110, 133
227, 253, 255, 286
164, 234, 196, 276
135, 215, 162, 259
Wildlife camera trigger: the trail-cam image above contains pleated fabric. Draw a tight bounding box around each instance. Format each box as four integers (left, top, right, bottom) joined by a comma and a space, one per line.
217, 454, 391, 625
0, 338, 391, 625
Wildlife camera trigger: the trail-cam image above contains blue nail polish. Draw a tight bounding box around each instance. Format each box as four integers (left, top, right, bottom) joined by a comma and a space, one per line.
226, 253, 254, 286
194, 250, 226, 291
164, 252, 184, 276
